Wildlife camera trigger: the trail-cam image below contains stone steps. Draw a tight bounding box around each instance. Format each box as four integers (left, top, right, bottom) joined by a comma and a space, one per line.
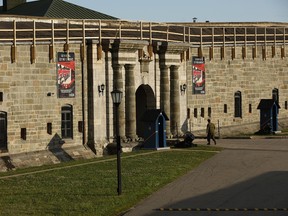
0, 145, 96, 172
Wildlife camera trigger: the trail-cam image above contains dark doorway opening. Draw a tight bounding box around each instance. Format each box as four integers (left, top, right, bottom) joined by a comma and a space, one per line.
136, 84, 156, 138
157, 114, 165, 148
257, 99, 280, 133
272, 104, 278, 131
0, 111, 7, 150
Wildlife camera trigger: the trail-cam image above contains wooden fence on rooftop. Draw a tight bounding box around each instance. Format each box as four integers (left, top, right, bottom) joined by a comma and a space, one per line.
0, 18, 287, 48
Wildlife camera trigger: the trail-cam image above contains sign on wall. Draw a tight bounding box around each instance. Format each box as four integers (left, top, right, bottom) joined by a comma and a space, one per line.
192, 57, 205, 94
57, 52, 75, 98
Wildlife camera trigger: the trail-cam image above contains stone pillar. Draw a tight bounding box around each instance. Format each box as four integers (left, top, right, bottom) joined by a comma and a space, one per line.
160, 64, 171, 136
112, 64, 125, 138
156, 41, 190, 138
124, 64, 137, 140
170, 65, 180, 136
110, 40, 149, 141
86, 42, 96, 153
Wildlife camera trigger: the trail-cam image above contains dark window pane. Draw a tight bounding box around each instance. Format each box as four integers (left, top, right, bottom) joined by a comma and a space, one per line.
208, 107, 211, 117
61, 105, 73, 139
234, 91, 242, 118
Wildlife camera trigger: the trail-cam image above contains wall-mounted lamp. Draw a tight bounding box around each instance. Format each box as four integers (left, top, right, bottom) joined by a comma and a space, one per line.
47, 92, 54, 97
180, 84, 187, 94
98, 84, 105, 96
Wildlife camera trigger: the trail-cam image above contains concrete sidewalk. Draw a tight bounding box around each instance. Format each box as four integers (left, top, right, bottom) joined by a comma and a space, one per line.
123, 138, 288, 216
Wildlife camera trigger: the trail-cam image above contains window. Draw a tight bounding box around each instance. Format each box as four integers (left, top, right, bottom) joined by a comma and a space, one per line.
224, 104, 227, 113
78, 121, 83, 133
285, 101, 288, 110
208, 107, 212, 117
0, 112, 7, 150
0, 92, 3, 102
187, 108, 190, 119
272, 88, 279, 103
234, 91, 242, 118
249, 104, 252, 113
61, 105, 73, 139
47, 123, 52, 135
21, 128, 27, 140
194, 108, 197, 118
200, 108, 205, 118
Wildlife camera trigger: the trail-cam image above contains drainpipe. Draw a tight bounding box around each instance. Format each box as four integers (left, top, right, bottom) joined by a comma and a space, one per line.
81, 45, 86, 145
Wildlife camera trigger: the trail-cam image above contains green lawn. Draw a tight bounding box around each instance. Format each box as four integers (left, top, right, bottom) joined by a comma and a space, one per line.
0, 147, 220, 216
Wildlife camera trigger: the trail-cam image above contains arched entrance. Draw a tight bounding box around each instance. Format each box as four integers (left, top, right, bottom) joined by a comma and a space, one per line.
136, 84, 156, 138
0, 111, 7, 150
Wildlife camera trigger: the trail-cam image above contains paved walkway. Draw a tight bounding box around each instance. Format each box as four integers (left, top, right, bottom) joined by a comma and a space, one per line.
124, 138, 288, 216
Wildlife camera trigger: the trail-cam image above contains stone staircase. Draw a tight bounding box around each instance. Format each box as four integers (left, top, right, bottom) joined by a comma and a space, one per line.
0, 145, 96, 172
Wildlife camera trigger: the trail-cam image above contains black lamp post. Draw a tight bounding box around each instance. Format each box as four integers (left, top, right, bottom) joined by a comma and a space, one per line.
111, 89, 123, 195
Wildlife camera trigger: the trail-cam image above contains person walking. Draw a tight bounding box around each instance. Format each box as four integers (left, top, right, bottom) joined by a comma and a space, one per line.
206, 119, 216, 145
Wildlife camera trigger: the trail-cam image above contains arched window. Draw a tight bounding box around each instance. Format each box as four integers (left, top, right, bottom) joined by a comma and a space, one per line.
61, 105, 73, 139
234, 91, 242, 118
272, 88, 279, 103
0, 111, 7, 150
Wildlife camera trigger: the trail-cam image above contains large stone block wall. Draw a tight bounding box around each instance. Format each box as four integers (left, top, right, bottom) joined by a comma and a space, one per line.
0, 44, 85, 153
1, 40, 287, 155
186, 45, 288, 136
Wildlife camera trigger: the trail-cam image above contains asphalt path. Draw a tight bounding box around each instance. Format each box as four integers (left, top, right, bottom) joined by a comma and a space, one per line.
123, 138, 288, 216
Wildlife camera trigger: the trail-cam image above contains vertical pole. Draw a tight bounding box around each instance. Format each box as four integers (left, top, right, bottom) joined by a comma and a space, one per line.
218, 120, 220, 139
115, 104, 122, 195
81, 20, 86, 146
81, 55, 86, 145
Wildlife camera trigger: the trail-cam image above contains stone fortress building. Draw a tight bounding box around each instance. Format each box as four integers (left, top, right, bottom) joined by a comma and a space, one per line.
0, 0, 287, 156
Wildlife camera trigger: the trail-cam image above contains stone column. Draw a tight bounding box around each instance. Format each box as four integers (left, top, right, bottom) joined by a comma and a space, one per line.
86, 42, 96, 152
112, 64, 125, 138
124, 64, 137, 141
170, 65, 180, 136
157, 41, 190, 138
160, 64, 171, 136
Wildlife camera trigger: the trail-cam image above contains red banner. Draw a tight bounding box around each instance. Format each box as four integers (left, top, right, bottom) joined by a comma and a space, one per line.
192, 57, 205, 94
57, 52, 75, 98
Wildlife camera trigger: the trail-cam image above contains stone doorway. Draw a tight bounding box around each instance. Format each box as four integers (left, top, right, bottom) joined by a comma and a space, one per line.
0, 111, 7, 150
136, 84, 156, 138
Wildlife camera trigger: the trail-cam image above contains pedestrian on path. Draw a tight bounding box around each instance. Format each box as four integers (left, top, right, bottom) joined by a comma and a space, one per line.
206, 119, 216, 145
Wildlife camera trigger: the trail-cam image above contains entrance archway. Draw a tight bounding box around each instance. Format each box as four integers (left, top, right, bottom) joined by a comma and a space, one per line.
0, 111, 7, 150
136, 84, 156, 138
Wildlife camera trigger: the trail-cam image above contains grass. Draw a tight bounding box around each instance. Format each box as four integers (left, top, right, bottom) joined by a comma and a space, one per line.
0, 147, 220, 216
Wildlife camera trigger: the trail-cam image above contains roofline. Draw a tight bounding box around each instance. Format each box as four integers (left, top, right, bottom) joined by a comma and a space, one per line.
0, 15, 286, 26
167, 21, 288, 27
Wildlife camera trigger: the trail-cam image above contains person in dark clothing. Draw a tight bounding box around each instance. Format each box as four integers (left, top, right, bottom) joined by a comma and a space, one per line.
206, 119, 216, 145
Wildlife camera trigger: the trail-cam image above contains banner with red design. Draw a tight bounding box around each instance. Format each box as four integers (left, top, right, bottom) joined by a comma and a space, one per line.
192, 57, 205, 94
57, 52, 75, 98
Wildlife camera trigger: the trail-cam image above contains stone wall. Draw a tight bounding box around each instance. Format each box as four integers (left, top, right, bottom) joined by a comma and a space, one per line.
1, 40, 287, 156
186, 45, 288, 136
0, 44, 85, 153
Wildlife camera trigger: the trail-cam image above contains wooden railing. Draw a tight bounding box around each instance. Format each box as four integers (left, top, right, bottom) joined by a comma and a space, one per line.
0, 17, 287, 48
